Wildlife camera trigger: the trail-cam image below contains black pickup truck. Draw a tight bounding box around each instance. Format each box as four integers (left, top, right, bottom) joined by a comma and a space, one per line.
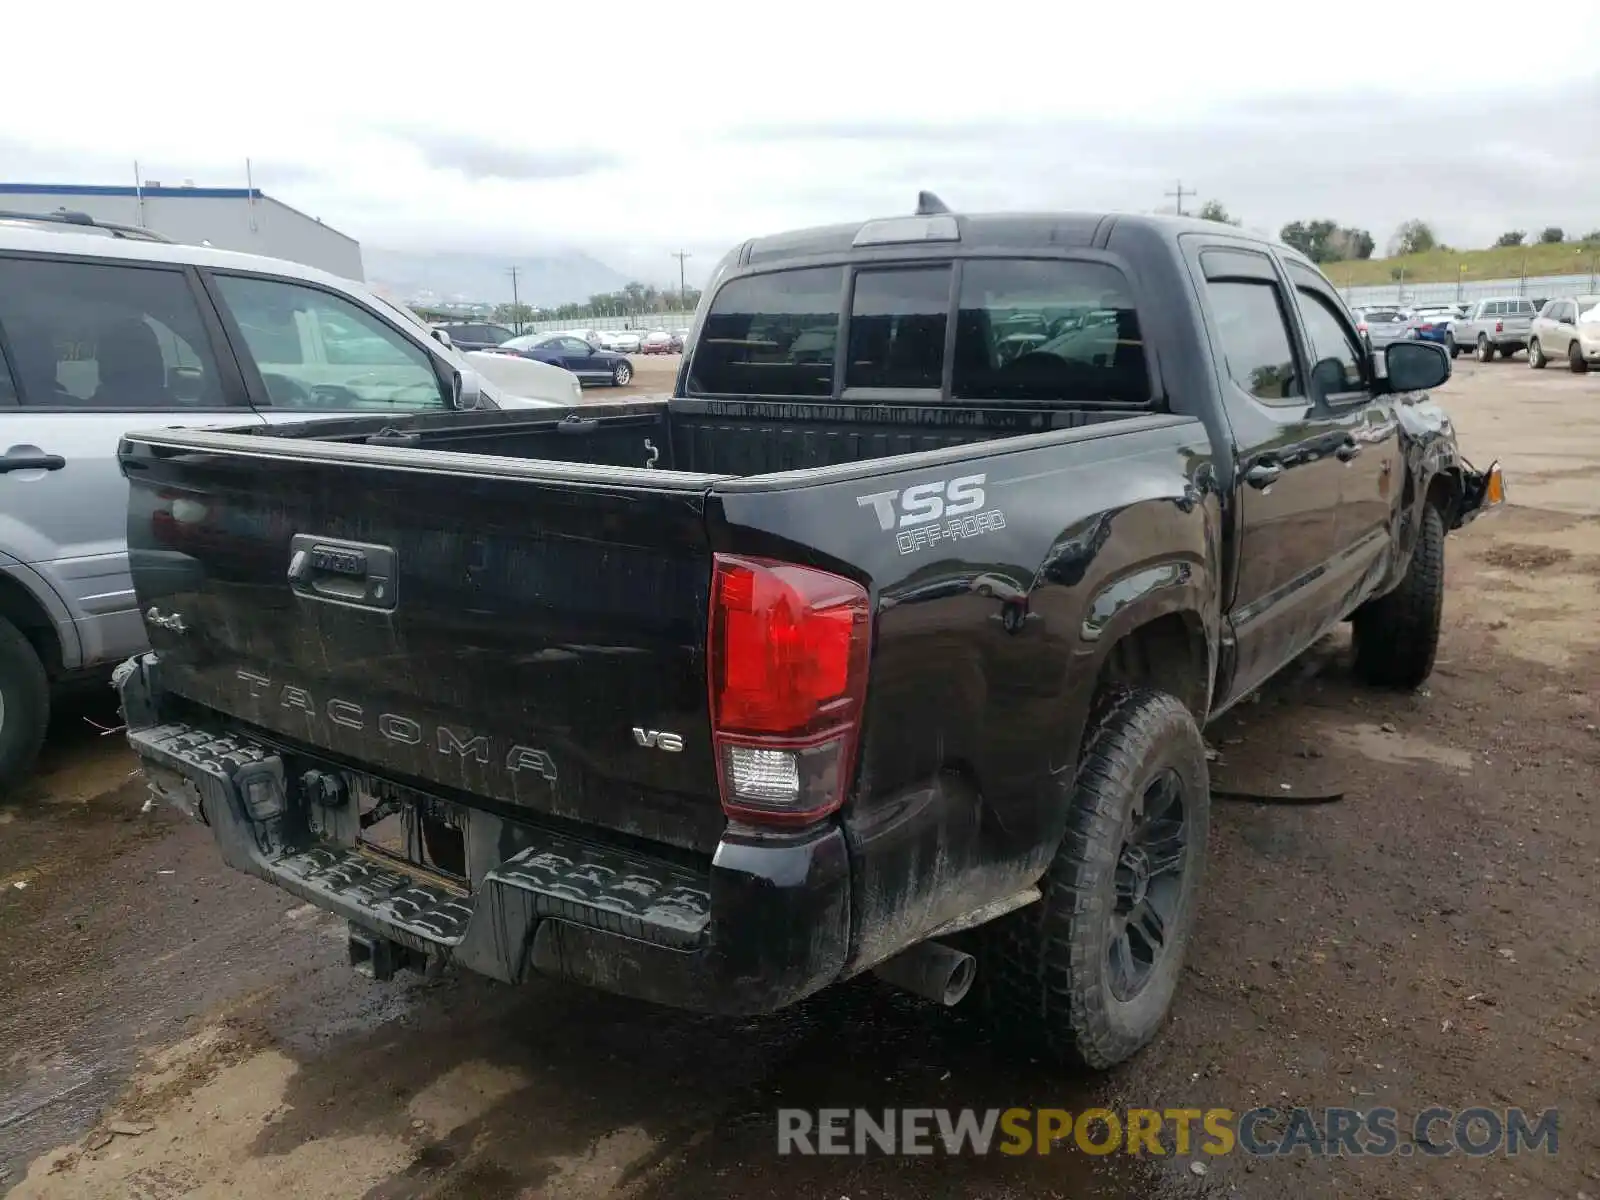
115, 199, 1503, 1069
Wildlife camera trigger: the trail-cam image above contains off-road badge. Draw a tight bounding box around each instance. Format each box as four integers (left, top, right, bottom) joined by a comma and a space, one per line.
856, 473, 1008, 555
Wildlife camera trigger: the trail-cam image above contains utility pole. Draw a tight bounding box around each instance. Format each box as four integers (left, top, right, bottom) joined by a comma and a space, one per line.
1164, 180, 1194, 217
507, 266, 522, 334
671, 250, 691, 307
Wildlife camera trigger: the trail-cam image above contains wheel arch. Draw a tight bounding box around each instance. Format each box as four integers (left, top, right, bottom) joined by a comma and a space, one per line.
0, 570, 68, 677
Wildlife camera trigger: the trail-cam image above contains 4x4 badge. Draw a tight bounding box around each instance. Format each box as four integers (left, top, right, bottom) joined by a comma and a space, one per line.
146, 607, 187, 635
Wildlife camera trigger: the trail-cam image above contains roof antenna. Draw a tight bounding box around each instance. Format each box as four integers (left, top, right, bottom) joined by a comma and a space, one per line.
915, 191, 951, 216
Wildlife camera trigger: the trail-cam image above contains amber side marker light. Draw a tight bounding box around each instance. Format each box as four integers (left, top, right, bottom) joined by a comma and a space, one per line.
1484, 462, 1507, 508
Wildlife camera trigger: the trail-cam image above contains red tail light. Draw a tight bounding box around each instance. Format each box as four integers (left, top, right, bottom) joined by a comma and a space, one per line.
708, 554, 871, 825
1495, 320, 1504, 333
1357, 322, 1368, 334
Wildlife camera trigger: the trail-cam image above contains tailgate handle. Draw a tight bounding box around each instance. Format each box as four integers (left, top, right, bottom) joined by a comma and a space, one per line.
287, 534, 397, 610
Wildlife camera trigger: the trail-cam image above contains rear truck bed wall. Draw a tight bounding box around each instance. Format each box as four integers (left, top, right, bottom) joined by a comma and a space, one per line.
115, 211, 1489, 1005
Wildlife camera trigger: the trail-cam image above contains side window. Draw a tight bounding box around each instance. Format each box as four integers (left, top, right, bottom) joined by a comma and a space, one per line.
1561, 302, 1577, 323
562, 338, 591, 354
214, 275, 447, 411
0, 258, 225, 410
689, 267, 844, 397
1205, 280, 1304, 405
845, 267, 950, 390
1539, 301, 1558, 319
1291, 285, 1366, 395
952, 259, 1150, 404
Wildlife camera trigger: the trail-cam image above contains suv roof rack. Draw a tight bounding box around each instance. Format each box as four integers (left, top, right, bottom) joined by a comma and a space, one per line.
0, 208, 173, 243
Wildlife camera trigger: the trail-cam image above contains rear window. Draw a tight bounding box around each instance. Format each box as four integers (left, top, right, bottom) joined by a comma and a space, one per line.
952, 260, 1148, 403
689, 267, 842, 396
690, 257, 1148, 404
845, 267, 949, 390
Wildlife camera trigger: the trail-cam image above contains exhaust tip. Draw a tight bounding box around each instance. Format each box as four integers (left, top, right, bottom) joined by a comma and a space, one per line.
871, 939, 976, 1008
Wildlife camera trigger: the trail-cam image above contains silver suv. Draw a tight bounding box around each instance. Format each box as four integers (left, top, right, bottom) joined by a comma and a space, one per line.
0, 212, 577, 787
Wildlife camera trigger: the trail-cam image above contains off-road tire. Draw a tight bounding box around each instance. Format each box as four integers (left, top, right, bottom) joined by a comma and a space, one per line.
1528, 338, 1546, 368
979, 688, 1209, 1069
0, 615, 50, 792
1352, 503, 1445, 689
1571, 342, 1589, 374
1476, 334, 1493, 363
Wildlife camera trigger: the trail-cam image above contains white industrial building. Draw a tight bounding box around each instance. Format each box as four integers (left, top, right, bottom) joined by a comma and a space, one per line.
0, 182, 364, 280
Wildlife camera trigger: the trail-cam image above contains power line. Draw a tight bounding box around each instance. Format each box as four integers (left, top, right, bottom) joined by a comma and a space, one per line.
670, 250, 692, 304
507, 265, 522, 334
1164, 180, 1194, 217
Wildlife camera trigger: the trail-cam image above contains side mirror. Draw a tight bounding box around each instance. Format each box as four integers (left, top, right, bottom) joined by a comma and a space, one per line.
1384, 340, 1450, 392
431, 328, 453, 349
1310, 357, 1347, 399
453, 367, 484, 410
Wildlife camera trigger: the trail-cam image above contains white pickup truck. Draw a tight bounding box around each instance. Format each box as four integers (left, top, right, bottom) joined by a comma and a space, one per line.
1451, 296, 1536, 362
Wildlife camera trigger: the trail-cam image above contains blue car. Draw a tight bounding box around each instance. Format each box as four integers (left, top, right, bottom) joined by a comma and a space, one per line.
1406, 306, 1463, 350
493, 333, 634, 387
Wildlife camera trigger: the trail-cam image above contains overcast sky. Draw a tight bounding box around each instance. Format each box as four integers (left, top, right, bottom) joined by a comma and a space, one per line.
5, 0, 1599, 286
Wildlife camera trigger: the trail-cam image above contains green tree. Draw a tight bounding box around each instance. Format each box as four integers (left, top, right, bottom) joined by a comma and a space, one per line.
1583, 230, 1600, 244
492, 302, 536, 331
1197, 200, 1241, 226
1390, 219, 1437, 256
1539, 226, 1564, 244
1495, 231, 1526, 248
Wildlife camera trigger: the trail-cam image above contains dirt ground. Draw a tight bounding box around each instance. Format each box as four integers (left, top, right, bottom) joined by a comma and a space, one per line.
2, 359, 1597, 1200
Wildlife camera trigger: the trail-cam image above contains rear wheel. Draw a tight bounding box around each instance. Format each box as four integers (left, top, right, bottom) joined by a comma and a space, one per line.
611, 360, 633, 386
1476, 334, 1493, 363
1446, 333, 1459, 358
1352, 503, 1445, 689
1571, 342, 1590, 374
979, 688, 1209, 1069
0, 616, 51, 792
1528, 338, 1547, 368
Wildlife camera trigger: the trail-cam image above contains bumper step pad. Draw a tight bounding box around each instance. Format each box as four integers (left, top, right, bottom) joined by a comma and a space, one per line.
491, 839, 711, 949
277, 847, 474, 946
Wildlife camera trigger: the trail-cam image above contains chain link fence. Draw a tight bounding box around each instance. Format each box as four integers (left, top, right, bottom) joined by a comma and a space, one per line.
1341, 271, 1600, 310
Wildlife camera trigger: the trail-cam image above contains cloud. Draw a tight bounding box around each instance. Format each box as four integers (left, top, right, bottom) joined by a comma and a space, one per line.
2, 0, 1599, 293
398, 131, 618, 182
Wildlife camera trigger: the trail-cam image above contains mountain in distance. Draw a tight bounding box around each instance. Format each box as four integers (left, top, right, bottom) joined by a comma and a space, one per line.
363, 246, 632, 308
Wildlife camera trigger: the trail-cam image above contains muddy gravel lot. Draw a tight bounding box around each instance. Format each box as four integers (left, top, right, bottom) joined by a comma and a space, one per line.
2, 360, 1597, 1199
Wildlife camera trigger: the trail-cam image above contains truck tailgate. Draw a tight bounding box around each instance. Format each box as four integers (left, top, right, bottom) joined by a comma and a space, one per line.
122, 431, 727, 854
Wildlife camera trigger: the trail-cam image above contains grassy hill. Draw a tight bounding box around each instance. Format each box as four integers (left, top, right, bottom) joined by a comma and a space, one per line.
1321, 239, 1600, 289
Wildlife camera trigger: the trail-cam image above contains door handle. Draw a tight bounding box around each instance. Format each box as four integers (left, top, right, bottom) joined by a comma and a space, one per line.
0, 452, 66, 473
287, 534, 397, 610
1336, 442, 1362, 462
1244, 462, 1282, 489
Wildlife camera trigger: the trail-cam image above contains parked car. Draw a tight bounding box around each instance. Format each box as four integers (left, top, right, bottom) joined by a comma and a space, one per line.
670, 329, 689, 352
1406, 306, 1460, 347
640, 331, 674, 354
428, 322, 516, 352
1452, 296, 1537, 361
117, 201, 1502, 1071
608, 330, 643, 354
1353, 307, 1412, 349
496, 333, 635, 385
1527, 294, 1600, 373
0, 212, 576, 788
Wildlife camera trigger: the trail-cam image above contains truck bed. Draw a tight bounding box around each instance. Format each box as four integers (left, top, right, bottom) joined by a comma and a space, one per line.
211, 395, 1142, 479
